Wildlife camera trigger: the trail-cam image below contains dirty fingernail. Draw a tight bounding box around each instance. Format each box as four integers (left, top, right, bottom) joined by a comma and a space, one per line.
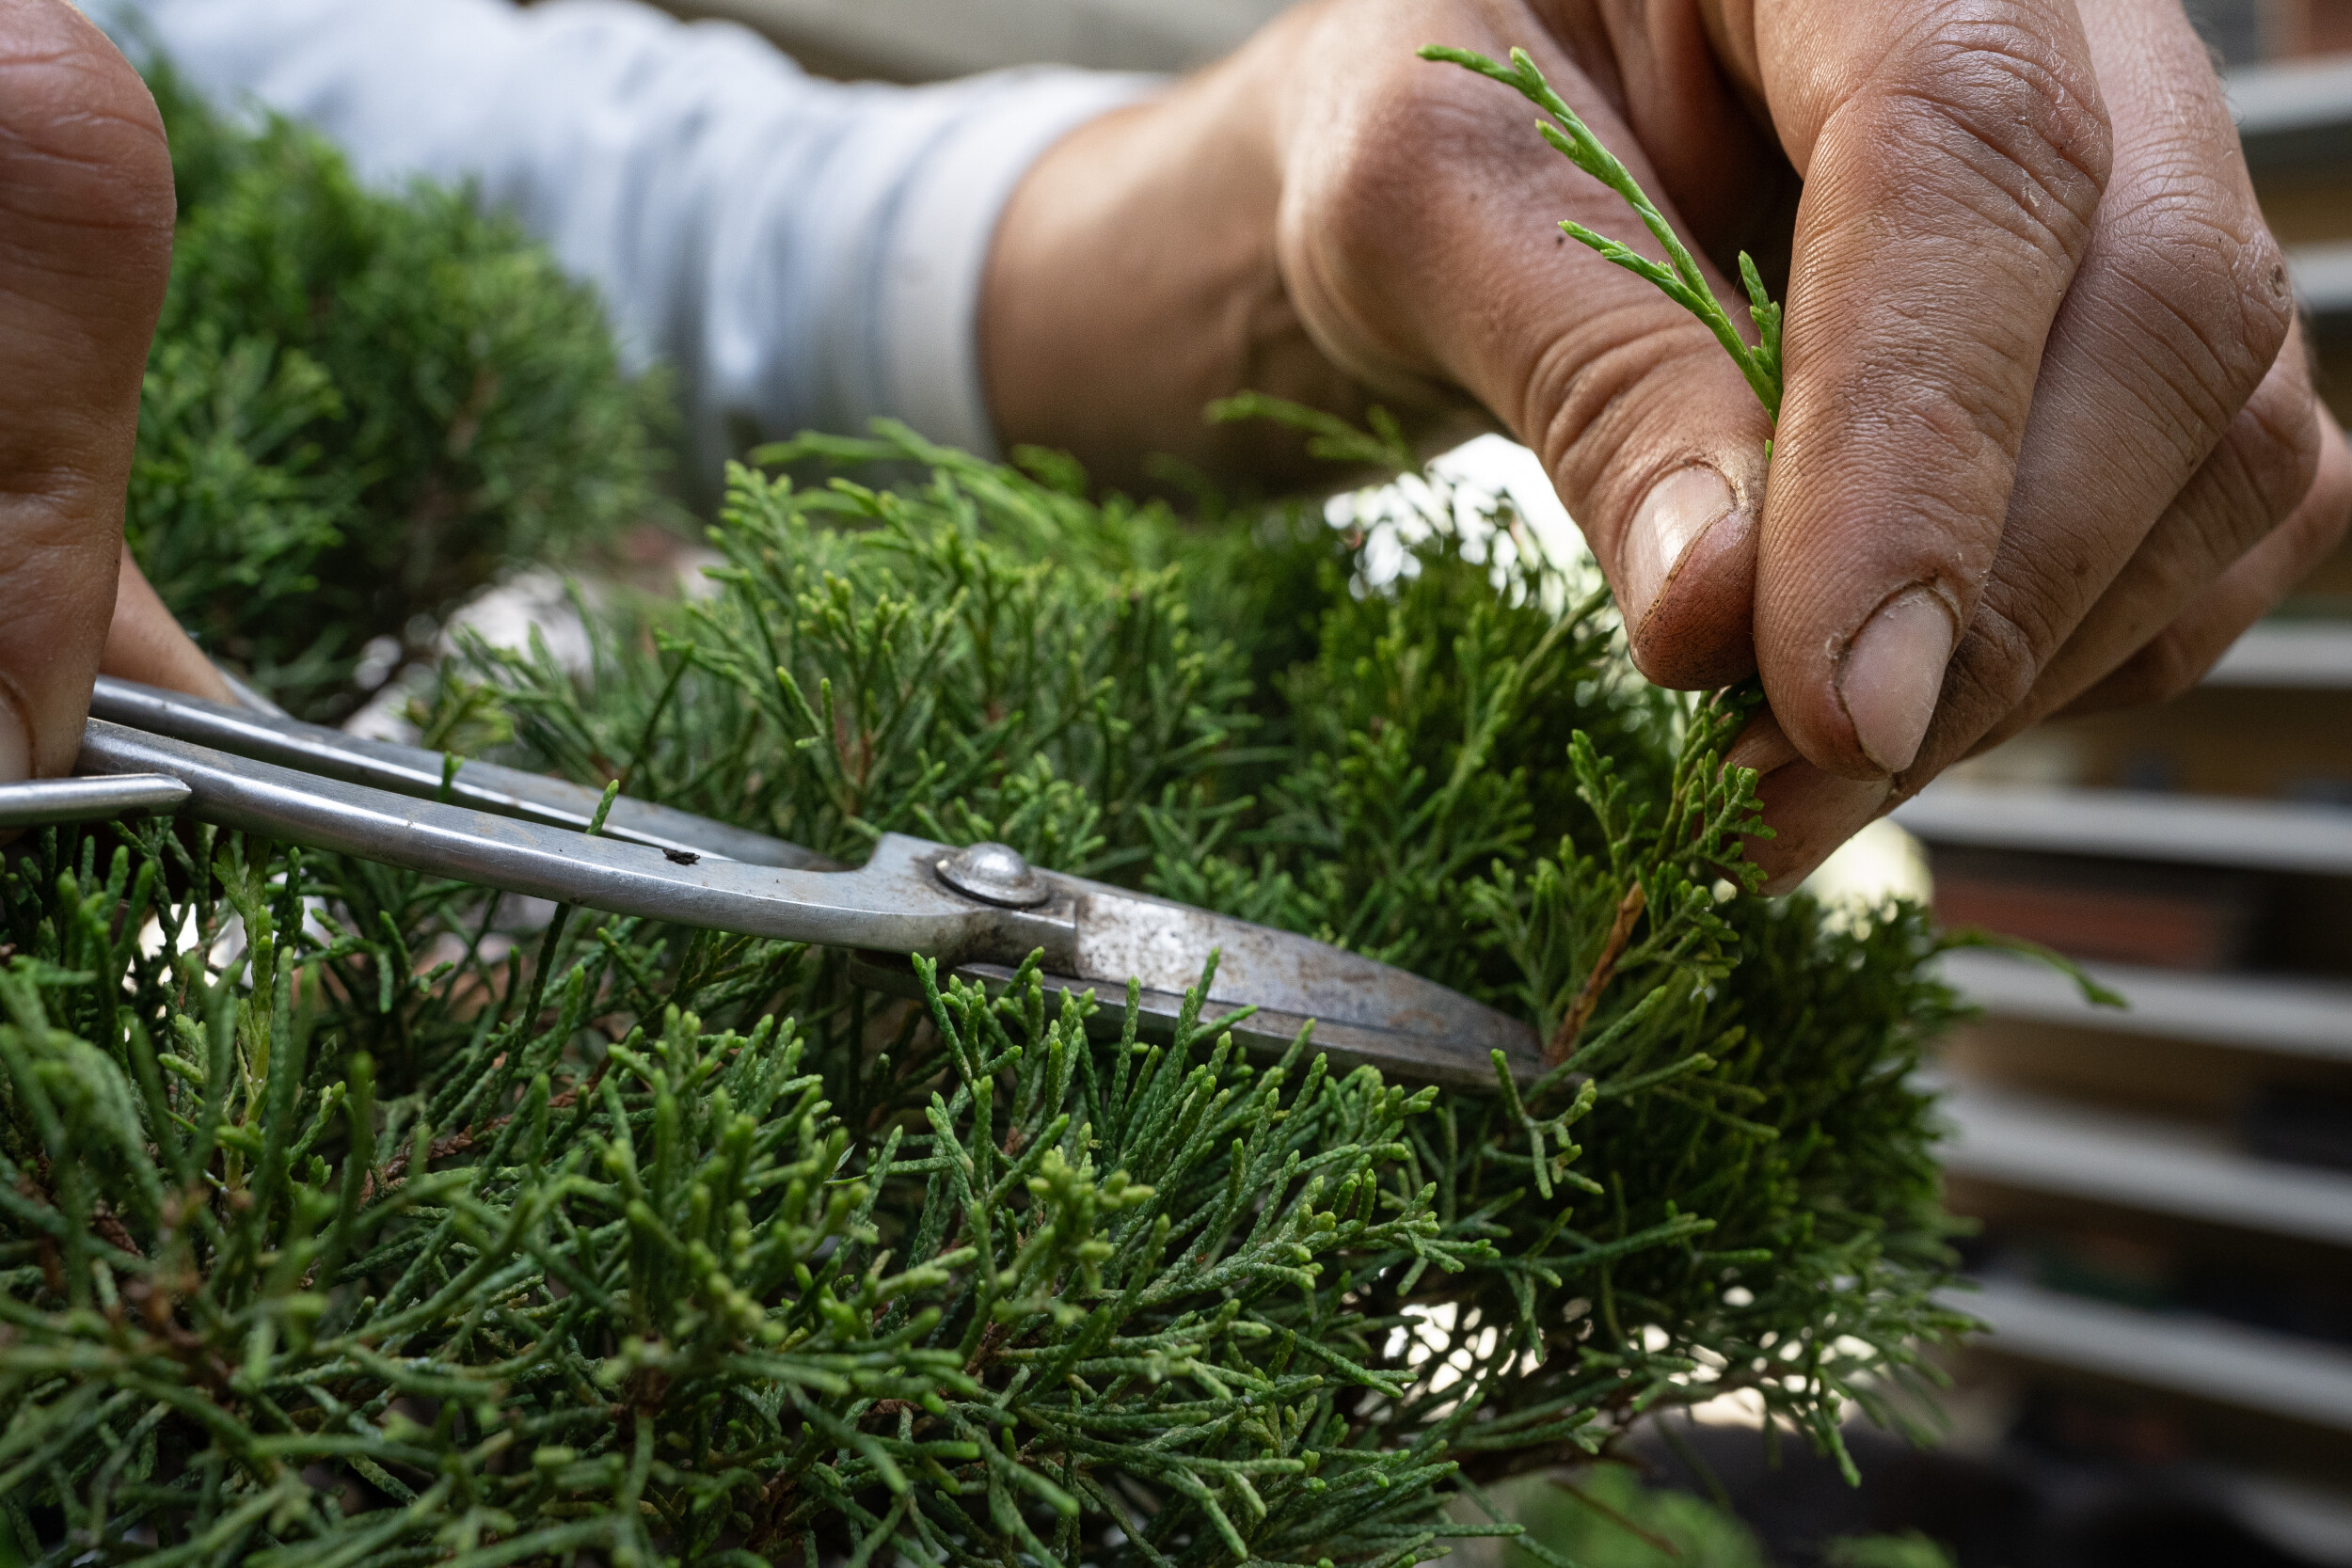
1620, 467, 1735, 630
1836, 588, 1956, 775
1745, 761, 1895, 895
1724, 711, 1799, 777
0, 698, 26, 784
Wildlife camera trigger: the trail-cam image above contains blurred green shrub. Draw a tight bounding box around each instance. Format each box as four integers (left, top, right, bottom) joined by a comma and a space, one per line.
128, 65, 670, 716
1504, 1465, 1960, 1568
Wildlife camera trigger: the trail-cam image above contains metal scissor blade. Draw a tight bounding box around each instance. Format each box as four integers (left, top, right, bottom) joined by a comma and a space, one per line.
88, 676, 837, 870
1089, 881, 1537, 1085
0, 771, 189, 827
75, 720, 1048, 956
851, 874, 1542, 1090
68, 704, 1542, 1090
859, 948, 1540, 1091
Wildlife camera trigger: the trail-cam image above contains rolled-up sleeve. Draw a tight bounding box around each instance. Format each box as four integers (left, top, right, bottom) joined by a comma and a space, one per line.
101, 0, 1158, 471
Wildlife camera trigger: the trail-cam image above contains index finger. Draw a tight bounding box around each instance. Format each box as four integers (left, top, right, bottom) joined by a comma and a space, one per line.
0, 4, 175, 781
1731, 0, 2113, 779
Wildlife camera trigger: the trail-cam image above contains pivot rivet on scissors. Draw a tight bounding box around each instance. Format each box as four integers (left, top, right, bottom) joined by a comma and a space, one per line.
935, 842, 1050, 909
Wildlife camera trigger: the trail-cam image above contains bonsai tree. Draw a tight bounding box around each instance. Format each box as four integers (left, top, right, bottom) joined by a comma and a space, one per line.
0, 58, 1978, 1568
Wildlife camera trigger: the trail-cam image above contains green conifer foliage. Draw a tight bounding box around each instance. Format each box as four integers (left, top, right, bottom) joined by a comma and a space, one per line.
0, 438, 1971, 1565
1496, 1465, 1959, 1568
127, 71, 669, 717
0, 59, 1977, 1568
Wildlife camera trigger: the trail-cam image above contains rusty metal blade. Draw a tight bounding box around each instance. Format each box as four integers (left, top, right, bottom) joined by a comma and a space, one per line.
72, 681, 1541, 1089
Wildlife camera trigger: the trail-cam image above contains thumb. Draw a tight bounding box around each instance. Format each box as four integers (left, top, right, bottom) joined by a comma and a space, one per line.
1276, 24, 1772, 685
0, 4, 175, 781
103, 546, 236, 705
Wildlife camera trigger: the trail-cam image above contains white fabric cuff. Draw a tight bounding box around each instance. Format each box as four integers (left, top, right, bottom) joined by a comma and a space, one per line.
866, 71, 1157, 457
99, 0, 1165, 471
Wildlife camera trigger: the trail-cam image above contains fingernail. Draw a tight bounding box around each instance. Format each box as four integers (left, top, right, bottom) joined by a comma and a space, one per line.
1620, 467, 1736, 630
1724, 712, 1799, 778
0, 695, 26, 784
1836, 588, 1957, 775
1745, 761, 1896, 895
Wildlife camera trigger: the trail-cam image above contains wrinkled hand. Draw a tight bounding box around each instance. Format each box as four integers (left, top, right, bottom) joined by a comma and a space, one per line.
984, 0, 2352, 891
0, 1, 222, 788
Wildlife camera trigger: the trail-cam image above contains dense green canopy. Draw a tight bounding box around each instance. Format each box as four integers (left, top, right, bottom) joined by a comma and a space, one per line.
0, 75, 1970, 1568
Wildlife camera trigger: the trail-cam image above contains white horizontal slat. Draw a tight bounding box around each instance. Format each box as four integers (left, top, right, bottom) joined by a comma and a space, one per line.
1941, 1083, 2352, 1248
2228, 55, 2352, 172
1937, 948, 2352, 1062
1951, 1277, 2352, 1433
2201, 617, 2352, 689
1891, 783, 2352, 874
663, 0, 1284, 75
2223, 1470, 2352, 1567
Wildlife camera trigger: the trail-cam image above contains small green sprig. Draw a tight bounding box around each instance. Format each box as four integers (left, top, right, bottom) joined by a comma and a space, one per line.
1421, 44, 1784, 423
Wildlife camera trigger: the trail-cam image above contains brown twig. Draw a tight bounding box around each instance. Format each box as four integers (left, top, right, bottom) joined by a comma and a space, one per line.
1544, 882, 1645, 1068
22, 1164, 145, 1261
963, 1319, 1011, 1378
90, 1202, 143, 1259
357, 1083, 588, 1204
1547, 1470, 1683, 1560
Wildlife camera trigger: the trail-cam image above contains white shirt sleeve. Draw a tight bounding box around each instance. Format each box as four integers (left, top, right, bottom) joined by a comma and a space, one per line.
99, 0, 1159, 473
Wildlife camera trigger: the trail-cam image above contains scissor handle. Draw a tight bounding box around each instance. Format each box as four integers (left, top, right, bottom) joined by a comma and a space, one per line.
87, 676, 835, 869
2, 680, 1548, 1093
0, 772, 188, 828
74, 718, 1070, 958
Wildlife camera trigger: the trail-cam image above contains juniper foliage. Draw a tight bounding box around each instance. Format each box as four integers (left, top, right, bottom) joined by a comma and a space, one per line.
1494, 1465, 1959, 1568
1419, 46, 1783, 424
127, 69, 668, 717
0, 428, 1971, 1566
0, 52, 1976, 1568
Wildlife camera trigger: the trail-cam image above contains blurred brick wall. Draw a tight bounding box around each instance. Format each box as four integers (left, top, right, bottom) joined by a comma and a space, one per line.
2287, 0, 2352, 56
655, 0, 1289, 79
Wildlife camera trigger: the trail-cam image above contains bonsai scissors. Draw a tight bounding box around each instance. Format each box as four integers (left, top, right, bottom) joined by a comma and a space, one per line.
0, 678, 1539, 1090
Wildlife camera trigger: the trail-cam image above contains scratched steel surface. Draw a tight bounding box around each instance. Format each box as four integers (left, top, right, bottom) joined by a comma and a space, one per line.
53, 682, 1540, 1091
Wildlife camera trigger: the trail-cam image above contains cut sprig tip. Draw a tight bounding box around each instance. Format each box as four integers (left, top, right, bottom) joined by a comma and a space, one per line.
1422, 41, 1784, 422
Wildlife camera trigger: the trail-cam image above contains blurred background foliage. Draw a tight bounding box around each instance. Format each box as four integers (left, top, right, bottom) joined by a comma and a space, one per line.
127, 70, 672, 718
2, 52, 1983, 1568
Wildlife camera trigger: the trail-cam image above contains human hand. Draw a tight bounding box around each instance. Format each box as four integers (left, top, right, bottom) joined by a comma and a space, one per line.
0, 1, 224, 788
983, 0, 2352, 891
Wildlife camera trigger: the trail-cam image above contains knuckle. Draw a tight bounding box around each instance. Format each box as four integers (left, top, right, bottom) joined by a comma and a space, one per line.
2233, 223, 2297, 370
2132, 370, 2325, 601
2223, 369, 2324, 530
1279, 59, 1559, 381
2096, 191, 2294, 430
2278, 423, 2352, 561
1290, 98, 1425, 271
1941, 597, 2043, 729
1879, 8, 2113, 251
0, 23, 174, 239
1296, 63, 1523, 260
2123, 626, 2218, 705
1526, 318, 1724, 481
